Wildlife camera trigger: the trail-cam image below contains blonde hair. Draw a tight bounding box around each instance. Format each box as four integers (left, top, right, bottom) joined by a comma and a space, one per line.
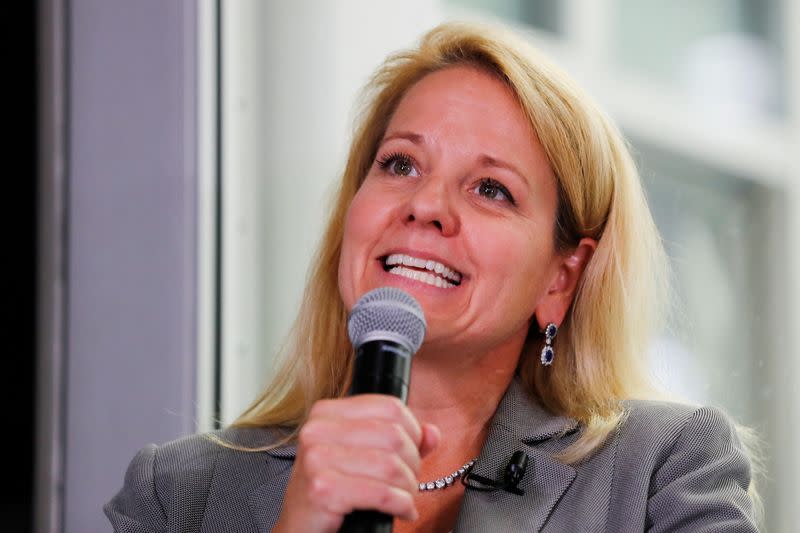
233, 21, 668, 463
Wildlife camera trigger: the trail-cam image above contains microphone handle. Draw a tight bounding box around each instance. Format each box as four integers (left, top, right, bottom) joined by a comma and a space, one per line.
340, 511, 393, 533
348, 339, 412, 400
340, 340, 413, 533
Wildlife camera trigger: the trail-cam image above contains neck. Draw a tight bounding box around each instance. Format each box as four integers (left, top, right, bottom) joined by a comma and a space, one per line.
406, 332, 526, 446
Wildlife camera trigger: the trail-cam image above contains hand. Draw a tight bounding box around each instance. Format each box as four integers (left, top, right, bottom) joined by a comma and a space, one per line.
272, 395, 441, 533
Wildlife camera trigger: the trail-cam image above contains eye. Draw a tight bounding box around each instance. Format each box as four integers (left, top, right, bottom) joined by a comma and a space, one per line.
475, 178, 515, 205
377, 152, 419, 177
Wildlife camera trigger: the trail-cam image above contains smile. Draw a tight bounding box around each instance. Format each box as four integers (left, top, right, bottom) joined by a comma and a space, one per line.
382, 253, 462, 289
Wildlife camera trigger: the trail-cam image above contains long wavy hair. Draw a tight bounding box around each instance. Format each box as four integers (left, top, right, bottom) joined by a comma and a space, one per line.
232, 21, 669, 464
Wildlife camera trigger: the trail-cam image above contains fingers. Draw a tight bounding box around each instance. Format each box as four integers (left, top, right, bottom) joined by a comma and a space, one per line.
300, 417, 421, 474
308, 468, 419, 521
310, 395, 423, 448
419, 423, 441, 458
276, 396, 438, 531
303, 443, 418, 493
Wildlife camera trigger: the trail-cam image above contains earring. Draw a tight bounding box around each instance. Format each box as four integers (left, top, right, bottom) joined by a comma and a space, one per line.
540, 323, 557, 366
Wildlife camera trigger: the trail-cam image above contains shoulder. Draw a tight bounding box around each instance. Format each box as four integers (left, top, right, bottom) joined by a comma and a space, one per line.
618, 399, 709, 445
149, 425, 292, 478
615, 399, 749, 483
141, 425, 290, 492
613, 399, 757, 531
617, 399, 745, 462
153, 425, 288, 465
104, 426, 289, 530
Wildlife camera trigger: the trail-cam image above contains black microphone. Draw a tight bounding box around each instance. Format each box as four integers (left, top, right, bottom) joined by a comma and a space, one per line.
339, 287, 427, 533
461, 450, 530, 496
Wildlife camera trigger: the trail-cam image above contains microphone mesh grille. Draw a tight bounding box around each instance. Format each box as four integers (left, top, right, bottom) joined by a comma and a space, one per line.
347, 287, 427, 352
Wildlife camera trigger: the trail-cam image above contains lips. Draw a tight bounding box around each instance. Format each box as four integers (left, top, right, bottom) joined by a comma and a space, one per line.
381, 253, 462, 288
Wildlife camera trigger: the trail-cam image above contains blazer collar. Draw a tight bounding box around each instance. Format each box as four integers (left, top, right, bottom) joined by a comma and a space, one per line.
251, 379, 579, 532
488, 377, 579, 442
218, 427, 295, 532
453, 378, 579, 532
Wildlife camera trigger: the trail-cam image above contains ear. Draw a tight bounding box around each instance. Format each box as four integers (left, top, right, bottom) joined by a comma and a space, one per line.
534, 237, 597, 330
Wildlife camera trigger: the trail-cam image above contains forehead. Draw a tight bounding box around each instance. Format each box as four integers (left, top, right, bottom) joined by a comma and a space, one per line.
385, 66, 549, 175
392, 66, 522, 127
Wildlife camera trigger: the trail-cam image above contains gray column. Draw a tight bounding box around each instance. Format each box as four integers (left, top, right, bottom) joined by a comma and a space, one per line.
59, 2, 200, 531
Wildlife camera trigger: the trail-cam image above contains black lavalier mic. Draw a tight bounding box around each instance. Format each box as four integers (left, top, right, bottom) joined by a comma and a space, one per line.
461, 450, 530, 496
339, 287, 427, 533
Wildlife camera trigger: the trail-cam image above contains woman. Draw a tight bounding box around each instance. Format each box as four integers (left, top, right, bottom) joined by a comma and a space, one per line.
106, 21, 758, 532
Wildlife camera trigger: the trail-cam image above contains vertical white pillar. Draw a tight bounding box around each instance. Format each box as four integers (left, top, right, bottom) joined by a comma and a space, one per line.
219, 0, 443, 423
774, 0, 800, 529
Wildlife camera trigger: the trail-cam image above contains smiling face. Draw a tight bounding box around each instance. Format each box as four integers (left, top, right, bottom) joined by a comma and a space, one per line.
338, 65, 567, 358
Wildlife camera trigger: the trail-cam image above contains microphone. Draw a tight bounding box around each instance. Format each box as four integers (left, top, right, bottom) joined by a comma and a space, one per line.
340, 287, 427, 533
345, 287, 426, 400
461, 450, 530, 496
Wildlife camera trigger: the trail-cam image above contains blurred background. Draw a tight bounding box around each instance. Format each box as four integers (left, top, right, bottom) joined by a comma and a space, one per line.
27, 0, 798, 531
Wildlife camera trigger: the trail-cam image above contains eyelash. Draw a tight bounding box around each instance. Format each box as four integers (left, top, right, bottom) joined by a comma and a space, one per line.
475, 178, 516, 205
375, 151, 516, 205
376, 152, 416, 174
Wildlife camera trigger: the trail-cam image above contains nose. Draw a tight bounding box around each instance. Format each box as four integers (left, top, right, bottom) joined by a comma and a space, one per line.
404, 176, 459, 236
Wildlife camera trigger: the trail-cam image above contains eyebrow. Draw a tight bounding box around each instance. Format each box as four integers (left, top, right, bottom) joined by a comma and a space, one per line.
478, 154, 529, 184
380, 131, 425, 145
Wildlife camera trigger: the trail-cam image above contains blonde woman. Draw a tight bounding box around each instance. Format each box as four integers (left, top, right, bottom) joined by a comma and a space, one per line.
106, 21, 758, 533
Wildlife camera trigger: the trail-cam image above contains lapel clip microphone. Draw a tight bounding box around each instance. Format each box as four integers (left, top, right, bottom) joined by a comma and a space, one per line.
461, 450, 529, 496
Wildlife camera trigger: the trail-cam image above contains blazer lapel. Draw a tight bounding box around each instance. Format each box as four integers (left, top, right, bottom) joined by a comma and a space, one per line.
454, 380, 578, 532
246, 436, 297, 533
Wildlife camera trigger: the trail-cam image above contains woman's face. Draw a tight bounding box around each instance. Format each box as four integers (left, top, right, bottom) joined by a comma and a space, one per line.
338, 65, 566, 356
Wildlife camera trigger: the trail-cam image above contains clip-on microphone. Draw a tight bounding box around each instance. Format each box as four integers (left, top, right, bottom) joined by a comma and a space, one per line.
461, 450, 529, 496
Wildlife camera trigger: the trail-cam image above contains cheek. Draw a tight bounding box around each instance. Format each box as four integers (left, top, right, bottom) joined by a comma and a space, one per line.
337, 185, 394, 308
341, 187, 383, 257
478, 224, 536, 278
338, 203, 365, 309
472, 222, 553, 308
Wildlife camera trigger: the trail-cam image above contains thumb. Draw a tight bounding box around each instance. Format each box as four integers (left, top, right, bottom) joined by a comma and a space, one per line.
419, 423, 441, 458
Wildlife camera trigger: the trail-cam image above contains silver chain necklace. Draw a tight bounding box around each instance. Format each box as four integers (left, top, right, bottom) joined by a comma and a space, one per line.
418, 457, 478, 492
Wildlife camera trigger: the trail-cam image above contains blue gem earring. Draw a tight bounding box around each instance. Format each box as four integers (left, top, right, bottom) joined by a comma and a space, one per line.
540, 323, 557, 366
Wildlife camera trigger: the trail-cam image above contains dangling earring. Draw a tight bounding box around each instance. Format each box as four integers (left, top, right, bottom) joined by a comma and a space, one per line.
540, 323, 557, 366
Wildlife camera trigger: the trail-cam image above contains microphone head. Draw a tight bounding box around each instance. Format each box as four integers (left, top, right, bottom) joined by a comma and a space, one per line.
347, 287, 427, 353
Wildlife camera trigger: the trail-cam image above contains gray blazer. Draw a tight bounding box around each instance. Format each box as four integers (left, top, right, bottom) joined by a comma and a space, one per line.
105, 380, 757, 532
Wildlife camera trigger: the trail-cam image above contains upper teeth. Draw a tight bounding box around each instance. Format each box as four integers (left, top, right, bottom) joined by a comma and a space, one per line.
384, 254, 462, 283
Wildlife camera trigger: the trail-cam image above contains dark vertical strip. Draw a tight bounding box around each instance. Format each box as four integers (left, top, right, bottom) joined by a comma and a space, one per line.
28, 2, 38, 526
34, 0, 70, 530
213, 0, 224, 429
8, 1, 39, 531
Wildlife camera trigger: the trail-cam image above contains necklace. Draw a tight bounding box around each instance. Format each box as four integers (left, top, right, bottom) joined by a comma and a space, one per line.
418, 457, 478, 491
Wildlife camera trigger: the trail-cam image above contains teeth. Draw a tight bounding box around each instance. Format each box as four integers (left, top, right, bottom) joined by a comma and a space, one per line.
388, 266, 456, 288
384, 253, 462, 284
